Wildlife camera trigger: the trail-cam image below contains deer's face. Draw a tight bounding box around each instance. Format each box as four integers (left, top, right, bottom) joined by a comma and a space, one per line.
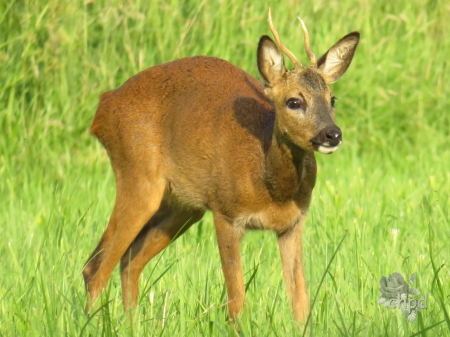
257, 19, 359, 154
267, 67, 341, 154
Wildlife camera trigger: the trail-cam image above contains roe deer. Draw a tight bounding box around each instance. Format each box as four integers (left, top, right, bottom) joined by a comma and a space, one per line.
83, 9, 360, 322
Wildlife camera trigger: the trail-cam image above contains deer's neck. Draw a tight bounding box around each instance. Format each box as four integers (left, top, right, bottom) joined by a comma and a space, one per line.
264, 129, 306, 202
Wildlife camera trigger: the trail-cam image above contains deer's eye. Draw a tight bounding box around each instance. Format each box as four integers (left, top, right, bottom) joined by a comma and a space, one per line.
331, 96, 337, 108
286, 96, 305, 110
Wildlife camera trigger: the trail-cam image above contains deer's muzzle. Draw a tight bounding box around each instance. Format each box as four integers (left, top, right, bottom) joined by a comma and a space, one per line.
310, 125, 342, 154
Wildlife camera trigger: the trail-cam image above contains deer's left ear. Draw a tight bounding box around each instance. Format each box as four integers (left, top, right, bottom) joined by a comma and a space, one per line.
317, 32, 360, 84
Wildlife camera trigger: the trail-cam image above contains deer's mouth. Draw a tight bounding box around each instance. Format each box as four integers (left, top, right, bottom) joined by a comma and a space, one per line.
310, 125, 342, 154
311, 138, 342, 154
316, 143, 340, 154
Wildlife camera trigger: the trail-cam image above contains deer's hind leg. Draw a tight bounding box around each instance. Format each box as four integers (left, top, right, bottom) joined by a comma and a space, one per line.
83, 137, 166, 311
120, 202, 204, 310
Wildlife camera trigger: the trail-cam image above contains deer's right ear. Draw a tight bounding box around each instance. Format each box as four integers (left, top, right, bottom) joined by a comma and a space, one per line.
257, 35, 286, 87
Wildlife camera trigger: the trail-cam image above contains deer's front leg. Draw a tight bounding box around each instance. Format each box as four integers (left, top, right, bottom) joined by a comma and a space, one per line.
278, 215, 309, 322
213, 213, 245, 321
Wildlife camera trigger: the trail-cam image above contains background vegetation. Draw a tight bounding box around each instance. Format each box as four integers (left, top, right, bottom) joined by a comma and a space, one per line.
1, 0, 449, 335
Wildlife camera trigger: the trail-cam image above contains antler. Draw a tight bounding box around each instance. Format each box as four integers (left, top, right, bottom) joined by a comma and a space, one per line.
298, 18, 317, 67
268, 8, 302, 69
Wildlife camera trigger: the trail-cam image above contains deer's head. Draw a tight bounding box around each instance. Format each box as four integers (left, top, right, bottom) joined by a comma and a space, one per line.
258, 9, 360, 154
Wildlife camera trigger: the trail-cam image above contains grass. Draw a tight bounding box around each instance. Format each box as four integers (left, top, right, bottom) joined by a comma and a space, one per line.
1, 0, 449, 335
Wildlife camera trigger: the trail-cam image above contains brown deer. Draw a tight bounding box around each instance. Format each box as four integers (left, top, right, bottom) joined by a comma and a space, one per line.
83, 9, 359, 322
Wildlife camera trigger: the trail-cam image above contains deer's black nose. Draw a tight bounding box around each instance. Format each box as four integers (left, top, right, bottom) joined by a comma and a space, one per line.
319, 125, 342, 147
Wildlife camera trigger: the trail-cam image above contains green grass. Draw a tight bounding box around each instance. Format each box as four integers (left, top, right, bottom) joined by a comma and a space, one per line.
1, 0, 449, 335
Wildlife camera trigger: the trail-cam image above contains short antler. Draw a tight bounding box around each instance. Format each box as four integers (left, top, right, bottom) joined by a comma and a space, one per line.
298, 18, 317, 67
268, 8, 302, 69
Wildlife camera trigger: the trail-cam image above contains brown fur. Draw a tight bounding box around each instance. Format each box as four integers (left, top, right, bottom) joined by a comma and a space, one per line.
83, 26, 359, 323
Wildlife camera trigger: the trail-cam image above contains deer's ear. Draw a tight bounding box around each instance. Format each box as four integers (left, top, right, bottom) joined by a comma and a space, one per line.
257, 35, 286, 86
317, 32, 360, 84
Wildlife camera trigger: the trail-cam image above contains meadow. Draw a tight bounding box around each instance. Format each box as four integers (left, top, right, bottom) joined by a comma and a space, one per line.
0, 0, 449, 335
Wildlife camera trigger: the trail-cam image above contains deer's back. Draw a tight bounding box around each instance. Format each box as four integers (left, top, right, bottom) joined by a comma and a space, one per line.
91, 56, 304, 219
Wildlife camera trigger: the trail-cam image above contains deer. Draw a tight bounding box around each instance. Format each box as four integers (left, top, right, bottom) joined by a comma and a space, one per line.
83, 9, 360, 323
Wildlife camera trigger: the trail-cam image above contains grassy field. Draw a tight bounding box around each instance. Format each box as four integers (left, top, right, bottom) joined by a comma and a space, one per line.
1, 0, 449, 335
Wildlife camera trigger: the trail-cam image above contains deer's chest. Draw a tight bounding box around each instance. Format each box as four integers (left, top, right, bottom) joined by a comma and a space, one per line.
234, 201, 306, 235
